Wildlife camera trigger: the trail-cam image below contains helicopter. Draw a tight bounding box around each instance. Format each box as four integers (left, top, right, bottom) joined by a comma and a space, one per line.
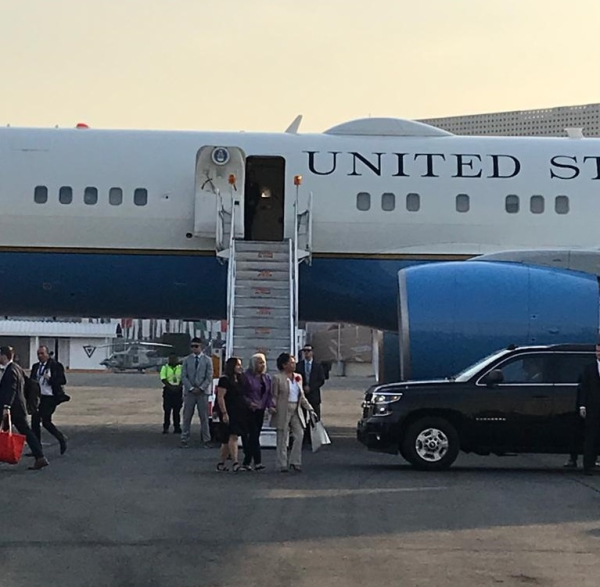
99, 341, 174, 372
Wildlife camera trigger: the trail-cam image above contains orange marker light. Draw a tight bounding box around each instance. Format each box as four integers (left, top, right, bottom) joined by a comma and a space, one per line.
294, 175, 302, 186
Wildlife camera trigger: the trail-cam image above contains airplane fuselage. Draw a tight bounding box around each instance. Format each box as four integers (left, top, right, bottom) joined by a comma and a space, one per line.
1, 122, 599, 329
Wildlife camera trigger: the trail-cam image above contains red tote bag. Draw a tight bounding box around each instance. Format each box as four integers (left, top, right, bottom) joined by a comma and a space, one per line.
0, 414, 26, 464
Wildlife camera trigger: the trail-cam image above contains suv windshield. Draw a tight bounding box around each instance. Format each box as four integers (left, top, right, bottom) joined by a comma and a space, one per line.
453, 349, 510, 382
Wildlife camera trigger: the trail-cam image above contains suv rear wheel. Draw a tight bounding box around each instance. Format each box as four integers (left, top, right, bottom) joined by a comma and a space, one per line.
402, 417, 460, 471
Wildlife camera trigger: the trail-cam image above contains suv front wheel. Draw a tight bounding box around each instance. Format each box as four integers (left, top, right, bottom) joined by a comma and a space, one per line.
402, 417, 460, 471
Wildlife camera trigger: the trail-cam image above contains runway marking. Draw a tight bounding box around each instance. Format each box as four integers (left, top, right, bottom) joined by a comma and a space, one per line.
260, 487, 448, 499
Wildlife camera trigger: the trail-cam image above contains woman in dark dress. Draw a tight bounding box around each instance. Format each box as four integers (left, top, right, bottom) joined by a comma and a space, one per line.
215, 357, 248, 472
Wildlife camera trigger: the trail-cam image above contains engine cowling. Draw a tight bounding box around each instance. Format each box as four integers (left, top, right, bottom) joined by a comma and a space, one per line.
398, 261, 599, 380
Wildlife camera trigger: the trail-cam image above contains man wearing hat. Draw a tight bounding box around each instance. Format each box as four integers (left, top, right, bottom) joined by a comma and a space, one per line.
576, 338, 600, 475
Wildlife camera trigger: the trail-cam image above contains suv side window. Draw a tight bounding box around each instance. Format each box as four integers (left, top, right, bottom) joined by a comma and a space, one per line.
549, 353, 594, 384
496, 354, 551, 384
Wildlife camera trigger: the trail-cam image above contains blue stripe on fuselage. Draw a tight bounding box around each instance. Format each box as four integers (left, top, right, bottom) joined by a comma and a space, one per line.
0, 250, 434, 328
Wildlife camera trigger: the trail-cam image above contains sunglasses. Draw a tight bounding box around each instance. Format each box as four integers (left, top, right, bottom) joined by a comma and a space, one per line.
302, 349, 313, 352
191, 344, 200, 348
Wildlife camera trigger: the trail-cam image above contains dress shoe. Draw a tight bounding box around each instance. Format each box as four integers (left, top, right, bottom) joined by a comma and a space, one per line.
584, 469, 594, 476
162, 428, 169, 434
290, 464, 302, 473
563, 458, 577, 469
59, 437, 68, 455
173, 428, 182, 434
28, 457, 49, 470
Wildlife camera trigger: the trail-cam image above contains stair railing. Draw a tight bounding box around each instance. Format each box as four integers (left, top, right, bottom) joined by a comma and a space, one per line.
296, 190, 314, 265
225, 197, 237, 359
289, 237, 298, 357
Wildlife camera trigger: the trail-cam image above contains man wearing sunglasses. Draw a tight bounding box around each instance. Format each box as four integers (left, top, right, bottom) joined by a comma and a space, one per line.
180, 338, 213, 448
296, 344, 326, 421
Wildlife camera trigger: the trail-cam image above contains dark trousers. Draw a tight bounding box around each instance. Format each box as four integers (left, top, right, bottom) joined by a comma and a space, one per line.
11, 410, 44, 459
163, 390, 183, 430
242, 409, 265, 466
568, 414, 584, 461
583, 417, 599, 472
32, 396, 65, 444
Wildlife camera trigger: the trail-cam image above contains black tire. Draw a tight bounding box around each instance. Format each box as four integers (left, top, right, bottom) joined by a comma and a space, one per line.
402, 417, 460, 471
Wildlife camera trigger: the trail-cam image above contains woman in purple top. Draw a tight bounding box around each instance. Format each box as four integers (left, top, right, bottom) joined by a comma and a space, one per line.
240, 353, 274, 471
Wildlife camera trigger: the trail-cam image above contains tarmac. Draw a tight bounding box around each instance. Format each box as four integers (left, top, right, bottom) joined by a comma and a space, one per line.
1, 373, 600, 587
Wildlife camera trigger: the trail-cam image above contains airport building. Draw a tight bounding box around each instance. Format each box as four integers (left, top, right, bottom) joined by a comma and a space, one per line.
0, 319, 118, 370
419, 102, 600, 137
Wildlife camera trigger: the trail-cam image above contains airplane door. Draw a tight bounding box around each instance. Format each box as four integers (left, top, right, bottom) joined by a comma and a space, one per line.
244, 156, 286, 241
194, 146, 246, 240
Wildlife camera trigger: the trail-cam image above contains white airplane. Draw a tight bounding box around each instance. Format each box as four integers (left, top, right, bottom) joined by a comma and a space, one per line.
1, 116, 599, 378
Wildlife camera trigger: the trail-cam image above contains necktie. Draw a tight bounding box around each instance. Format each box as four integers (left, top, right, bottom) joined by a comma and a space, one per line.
194, 355, 199, 371
306, 361, 311, 381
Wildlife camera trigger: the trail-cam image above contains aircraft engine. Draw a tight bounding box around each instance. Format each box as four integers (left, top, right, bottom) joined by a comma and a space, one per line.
398, 261, 599, 380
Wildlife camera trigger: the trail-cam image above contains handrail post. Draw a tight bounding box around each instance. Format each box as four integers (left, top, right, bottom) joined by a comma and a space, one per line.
225, 175, 238, 360
292, 177, 302, 355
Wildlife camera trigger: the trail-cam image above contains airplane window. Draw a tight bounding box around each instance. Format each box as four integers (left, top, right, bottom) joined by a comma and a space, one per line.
356, 192, 371, 211
456, 194, 470, 213
59, 186, 73, 205
134, 188, 148, 207
109, 187, 123, 206
381, 193, 395, 212
530, 195, 545, 214
406, 193, 420, 212
555, 195, 569, 214
34, 186, 48, 204
505, 195, 519, 214
84, 187, 98, 205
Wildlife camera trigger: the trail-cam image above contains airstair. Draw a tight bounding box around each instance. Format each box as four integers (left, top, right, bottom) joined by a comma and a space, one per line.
229, 240, 294, 371
219, 184, 313, 371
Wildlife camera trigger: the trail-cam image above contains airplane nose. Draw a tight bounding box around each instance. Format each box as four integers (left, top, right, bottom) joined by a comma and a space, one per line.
398, 261, 598, 380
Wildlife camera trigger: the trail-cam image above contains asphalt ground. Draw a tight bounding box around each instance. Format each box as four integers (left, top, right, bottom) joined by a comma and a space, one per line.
1, 374, 600, 587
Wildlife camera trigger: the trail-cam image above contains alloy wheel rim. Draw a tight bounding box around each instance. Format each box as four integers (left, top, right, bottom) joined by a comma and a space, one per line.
415, 427, 449, 462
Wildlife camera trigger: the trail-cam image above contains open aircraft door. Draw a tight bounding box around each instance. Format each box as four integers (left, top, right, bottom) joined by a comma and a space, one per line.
194, 146, 246, 242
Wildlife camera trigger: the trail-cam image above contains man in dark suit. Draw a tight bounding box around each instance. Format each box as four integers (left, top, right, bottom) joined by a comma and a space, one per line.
0, 346, 49, 470
296, 344, 327, 448
30, 345, 69, 454
296, 345, 327, 419
577, 342, 600, 475
564, 375, 599, 469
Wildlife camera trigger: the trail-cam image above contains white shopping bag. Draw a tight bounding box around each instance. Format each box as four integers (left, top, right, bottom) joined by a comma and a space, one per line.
309, 414, 331, 453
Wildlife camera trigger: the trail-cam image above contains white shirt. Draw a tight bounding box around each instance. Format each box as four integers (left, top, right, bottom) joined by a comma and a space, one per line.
597, 360, 600, 377
288, 378, 301, 403
38, 363, 53, 396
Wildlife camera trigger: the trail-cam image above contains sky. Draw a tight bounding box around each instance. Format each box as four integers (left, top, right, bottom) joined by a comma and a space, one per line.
1, 0, 600, 133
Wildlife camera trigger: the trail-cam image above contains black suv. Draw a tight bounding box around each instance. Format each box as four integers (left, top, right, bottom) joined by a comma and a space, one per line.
357, 344, 595, 470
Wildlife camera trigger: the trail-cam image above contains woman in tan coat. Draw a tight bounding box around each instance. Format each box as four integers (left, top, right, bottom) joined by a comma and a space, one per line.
271, 352, 315, 472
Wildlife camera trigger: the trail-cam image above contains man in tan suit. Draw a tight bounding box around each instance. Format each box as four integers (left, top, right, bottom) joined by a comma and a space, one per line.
271, 352, 315, 473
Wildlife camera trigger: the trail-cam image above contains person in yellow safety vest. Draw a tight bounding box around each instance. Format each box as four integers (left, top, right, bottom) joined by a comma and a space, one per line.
160, 354, 183, 434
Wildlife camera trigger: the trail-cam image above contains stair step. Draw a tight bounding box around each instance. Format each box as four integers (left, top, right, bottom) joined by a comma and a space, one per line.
236, 270, 289, 282
235, 252, 290, 263
233, 317, 289, 329
236, 260, 289, 272
235, 244, 290, 255
234, 306, 289, 319
235, 282, 289, 293
235, 297, 290, 309
234, 326, 289, 338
